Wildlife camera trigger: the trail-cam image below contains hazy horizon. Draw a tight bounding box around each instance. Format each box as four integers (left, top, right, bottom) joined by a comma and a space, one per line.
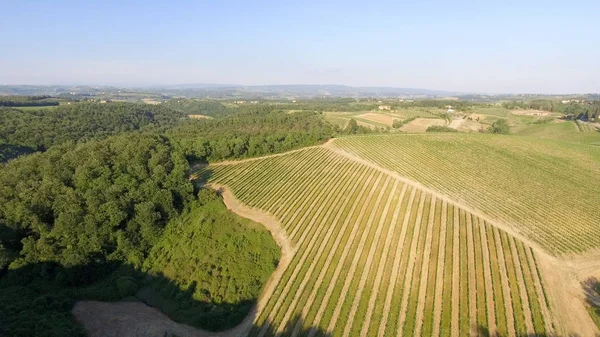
2, 0, 599, 94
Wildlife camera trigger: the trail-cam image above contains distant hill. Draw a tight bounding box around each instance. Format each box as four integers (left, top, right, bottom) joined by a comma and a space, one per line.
0, 84, 459, 99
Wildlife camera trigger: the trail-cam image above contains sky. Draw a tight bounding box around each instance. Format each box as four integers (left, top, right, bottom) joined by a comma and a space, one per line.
1, 0, 599, 94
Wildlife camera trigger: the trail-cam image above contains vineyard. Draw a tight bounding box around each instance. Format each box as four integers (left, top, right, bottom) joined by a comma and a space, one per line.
514, 120, 600, 144
576, 120, 598, 132
332, 133, 600, 255
201, 146, 555, 336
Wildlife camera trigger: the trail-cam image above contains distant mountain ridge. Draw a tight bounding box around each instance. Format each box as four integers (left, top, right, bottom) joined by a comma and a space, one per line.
0, 84, 460, 98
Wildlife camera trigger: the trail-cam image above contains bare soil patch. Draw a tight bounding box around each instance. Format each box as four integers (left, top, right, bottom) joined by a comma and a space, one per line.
400, 118, 445, 133
188, 114, 213, 119
355, 113, 396, 126
511, 109, 552, 116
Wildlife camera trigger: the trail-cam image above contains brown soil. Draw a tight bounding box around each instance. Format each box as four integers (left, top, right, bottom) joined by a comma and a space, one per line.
400, 118, 446, 133
187, 114, 213, 119
355, 112, 395, 126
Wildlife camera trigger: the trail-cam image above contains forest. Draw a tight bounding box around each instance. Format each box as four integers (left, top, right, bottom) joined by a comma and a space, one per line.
0, 95, 60, 107
0, 99, 329, 336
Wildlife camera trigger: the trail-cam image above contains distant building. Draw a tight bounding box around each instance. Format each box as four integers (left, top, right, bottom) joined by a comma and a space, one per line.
379, 105, 391, 110
250, 101, 259, 104
447, 109, 455, 113
234, 100, 246, 104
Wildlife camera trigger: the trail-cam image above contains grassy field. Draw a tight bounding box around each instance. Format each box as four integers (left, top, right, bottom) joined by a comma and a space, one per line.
199, 146, 553, 336
333, 133, 600, 255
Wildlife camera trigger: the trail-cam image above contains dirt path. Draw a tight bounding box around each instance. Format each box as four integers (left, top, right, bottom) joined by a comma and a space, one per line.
479, 219, 498, 336
396, 193, 427, 334
289, 167, 374, 337
359, 183, 407, 337
271, 164, 365, 334
307, 172, 381, 337
466, 214, 478, 336
431, 201, 448, 337
209, 184, 296, 337
377, 188, 417, 337
535, 253, 600, 336
413, 196, 437, 337
325, 176, 391, 334
493, 226, 516, 337
73, 184, 295, 337
451, 206, 461, 337
340, 179, 398, 337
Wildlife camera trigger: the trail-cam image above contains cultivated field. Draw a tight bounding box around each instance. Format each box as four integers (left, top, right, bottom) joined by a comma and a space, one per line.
201, 146, 555, 336
323, 108, 444, 130
332, 134, 600, 256
576, 120, 598, 132
513, 120, 600, 145
400, 118, 446, 132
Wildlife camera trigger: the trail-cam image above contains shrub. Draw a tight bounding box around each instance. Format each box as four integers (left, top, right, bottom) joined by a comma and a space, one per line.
116, 276, 139, 298
426, 125, 458, 133
489, 118, 510, 134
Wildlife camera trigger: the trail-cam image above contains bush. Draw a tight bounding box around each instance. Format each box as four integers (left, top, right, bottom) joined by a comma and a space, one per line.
489, 118, 510, 134
426, 125, 458, 133
116, 276, 139, 298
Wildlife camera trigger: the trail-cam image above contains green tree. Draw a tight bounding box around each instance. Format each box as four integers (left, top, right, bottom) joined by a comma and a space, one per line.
346, 119, 359, 134
489, 118, 510, 134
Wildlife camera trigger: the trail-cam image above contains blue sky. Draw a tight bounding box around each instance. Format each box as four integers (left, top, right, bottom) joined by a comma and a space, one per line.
1, 0, 599, 93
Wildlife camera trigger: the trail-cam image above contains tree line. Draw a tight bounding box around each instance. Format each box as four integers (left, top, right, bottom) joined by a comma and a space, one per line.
503, 100, 600, 120
0, 95, 60, 107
